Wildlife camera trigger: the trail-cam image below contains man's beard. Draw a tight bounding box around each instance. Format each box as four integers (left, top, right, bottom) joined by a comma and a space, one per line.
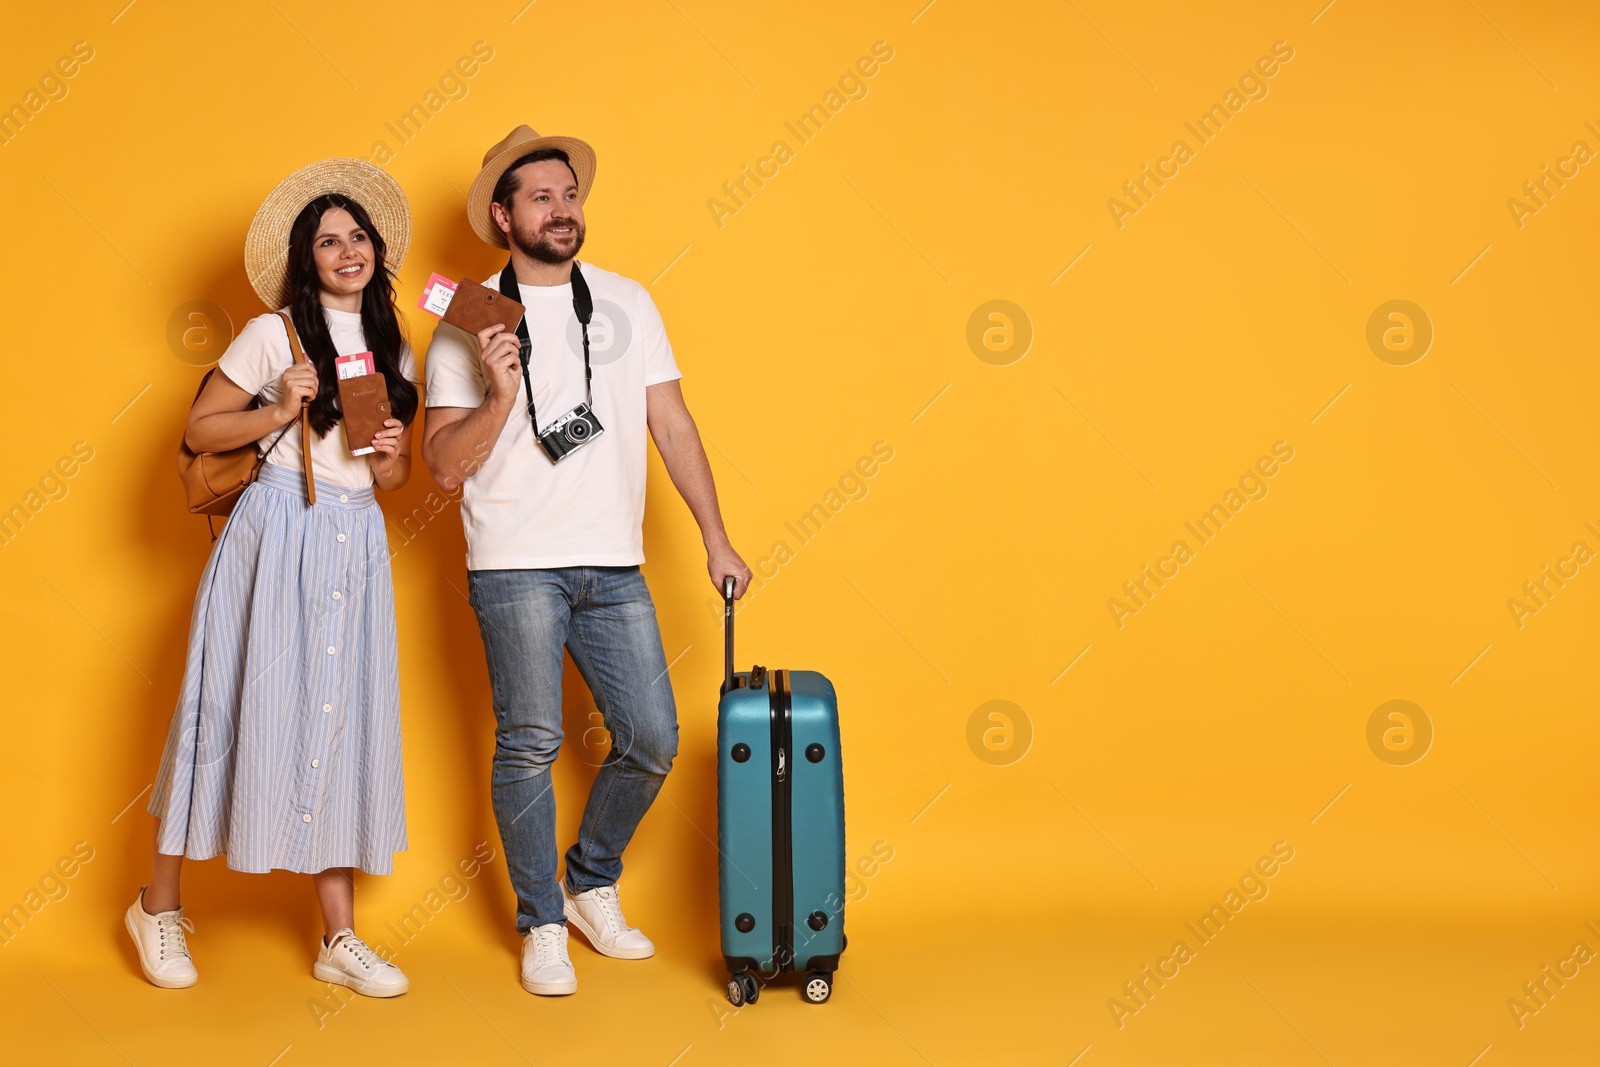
511, 216, 586, 264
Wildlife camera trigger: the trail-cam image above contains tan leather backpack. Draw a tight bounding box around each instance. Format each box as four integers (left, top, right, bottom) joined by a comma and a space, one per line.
177, 310, 317, 533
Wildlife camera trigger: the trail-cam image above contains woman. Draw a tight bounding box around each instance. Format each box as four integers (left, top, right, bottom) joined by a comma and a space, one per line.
128, 159, 420, 997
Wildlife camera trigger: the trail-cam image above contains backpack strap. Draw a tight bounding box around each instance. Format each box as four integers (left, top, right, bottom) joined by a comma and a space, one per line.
275, 311, 317, 506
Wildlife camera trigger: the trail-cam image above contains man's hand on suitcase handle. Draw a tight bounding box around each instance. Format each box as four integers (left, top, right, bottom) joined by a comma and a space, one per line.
711, 545, 752, 600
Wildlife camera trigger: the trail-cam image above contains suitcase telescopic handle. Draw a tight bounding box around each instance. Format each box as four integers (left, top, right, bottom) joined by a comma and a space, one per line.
722, 575, 737, 694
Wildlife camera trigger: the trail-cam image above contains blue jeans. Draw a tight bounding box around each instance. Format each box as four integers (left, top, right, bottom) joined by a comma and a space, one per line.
467, 566, 679, 932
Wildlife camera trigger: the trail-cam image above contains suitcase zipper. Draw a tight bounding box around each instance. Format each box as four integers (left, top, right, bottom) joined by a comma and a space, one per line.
770, 669, 794, 971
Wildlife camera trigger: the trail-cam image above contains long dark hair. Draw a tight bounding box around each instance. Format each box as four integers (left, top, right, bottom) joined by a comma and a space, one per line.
284, 194, 419, 438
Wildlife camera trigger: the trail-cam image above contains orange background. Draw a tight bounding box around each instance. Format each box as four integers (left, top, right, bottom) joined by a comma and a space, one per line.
1, 1, 1598, 1064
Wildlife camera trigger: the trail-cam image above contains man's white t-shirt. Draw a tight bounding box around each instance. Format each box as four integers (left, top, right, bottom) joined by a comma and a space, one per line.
218, 307, 419, 489
423, 262, 681, 570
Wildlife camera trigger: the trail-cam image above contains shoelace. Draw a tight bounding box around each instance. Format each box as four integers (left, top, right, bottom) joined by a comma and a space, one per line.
335, 934, 384, 973
157, 913, 195, 962
532, 926, 565, 965
591, 887, 629, 936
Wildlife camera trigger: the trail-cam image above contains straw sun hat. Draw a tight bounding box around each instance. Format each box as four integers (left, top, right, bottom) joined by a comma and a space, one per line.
468, 125, 597, 249
244, 158, 412, 309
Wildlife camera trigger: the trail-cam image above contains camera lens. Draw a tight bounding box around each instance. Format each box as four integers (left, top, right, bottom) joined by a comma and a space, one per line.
566, 419, 590, 442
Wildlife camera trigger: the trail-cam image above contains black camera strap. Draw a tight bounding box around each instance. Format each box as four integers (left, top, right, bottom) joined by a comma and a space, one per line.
498, 259, 593, 437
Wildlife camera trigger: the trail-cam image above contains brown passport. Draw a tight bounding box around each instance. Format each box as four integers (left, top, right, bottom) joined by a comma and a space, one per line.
441, 277, 525, 336
339, 372, 391, 456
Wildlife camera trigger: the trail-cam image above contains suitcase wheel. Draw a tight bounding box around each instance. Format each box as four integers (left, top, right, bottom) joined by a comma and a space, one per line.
802, 971, 832, 1004
726, 972, 760, 1006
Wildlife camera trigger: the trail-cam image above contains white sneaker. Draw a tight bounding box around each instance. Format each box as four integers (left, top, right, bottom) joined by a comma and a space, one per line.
313, 929, 409, 998
562, 882, 655, 959
124, 887, 198, 989
520, 923, 577, 995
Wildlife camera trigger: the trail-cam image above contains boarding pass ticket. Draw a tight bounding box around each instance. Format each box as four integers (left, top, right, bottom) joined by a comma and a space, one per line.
335, 352, 375, 380
418, 272, 459, 316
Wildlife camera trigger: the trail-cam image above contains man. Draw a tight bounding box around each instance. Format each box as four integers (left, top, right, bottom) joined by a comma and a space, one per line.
422, 126, 751, 996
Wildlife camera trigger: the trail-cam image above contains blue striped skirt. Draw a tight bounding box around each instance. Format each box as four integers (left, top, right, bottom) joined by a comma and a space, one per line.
149, 462, 406, 875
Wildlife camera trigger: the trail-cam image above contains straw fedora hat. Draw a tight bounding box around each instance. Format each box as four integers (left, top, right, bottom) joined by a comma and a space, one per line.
467, 125, 597, 249
244, 158, 412, 309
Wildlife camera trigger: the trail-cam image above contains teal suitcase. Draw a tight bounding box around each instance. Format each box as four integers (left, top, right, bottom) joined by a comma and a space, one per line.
717, 577, 846, 1005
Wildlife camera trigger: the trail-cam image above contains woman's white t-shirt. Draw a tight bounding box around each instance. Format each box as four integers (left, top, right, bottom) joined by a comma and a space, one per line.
217, 307, 419, 489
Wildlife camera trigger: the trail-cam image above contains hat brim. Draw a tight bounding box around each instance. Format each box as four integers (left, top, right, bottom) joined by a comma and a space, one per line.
244, 159, 412, 309
467, 135, 596, 249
